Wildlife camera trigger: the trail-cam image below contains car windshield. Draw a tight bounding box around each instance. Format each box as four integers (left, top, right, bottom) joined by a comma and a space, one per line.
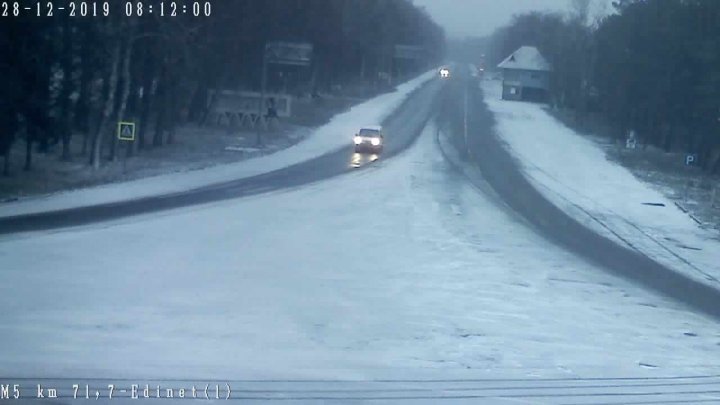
2, 1, 720, 402
359, 129, 381, 136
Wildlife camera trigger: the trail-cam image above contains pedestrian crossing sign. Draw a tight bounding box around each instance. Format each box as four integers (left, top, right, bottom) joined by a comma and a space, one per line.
118, 122, 136, 141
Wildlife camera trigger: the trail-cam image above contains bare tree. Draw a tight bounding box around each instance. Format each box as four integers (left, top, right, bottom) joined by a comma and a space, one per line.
89, 23, 121, 170
58, 16, 75, 161
571, 0, 592, 25
108, 26, 135, 162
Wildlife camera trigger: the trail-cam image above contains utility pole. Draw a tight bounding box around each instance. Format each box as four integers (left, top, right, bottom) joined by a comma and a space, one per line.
464, 86, 469, 160
258, 48, 268, 147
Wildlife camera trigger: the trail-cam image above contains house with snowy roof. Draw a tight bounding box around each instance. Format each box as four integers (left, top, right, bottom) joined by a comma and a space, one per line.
497, 46, 551, 102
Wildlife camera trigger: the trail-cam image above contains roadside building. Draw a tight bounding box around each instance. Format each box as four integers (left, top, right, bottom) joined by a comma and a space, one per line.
497, 46, 551, 102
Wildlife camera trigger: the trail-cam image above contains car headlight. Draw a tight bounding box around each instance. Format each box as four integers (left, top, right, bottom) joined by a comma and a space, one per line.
354, 136, 362, 145
371, 138, 381, 146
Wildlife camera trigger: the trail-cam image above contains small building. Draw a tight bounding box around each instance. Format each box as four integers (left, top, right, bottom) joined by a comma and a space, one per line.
497, 46, 551, 102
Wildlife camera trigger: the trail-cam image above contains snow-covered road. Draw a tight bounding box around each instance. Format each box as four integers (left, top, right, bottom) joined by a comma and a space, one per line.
2, 121, 720, 397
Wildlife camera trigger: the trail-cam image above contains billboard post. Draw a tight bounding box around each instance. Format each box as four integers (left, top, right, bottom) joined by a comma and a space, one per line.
259, 42, 313, 146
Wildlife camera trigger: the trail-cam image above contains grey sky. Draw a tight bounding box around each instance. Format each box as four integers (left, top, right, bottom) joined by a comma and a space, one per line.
413, 0, 576, 38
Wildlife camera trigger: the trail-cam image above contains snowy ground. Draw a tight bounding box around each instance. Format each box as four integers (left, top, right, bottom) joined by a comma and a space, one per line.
481, 78, 720, 290
1, 124, 314, 201
0, 70, 437, 218
2, 123, 719, 387
549, 109, 720, 233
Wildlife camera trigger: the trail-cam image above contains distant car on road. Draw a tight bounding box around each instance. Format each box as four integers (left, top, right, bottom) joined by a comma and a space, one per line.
439, 67, 450, 78
353, 126, 384, 153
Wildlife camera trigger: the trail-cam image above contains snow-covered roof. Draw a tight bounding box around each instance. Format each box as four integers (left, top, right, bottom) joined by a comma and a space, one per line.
497, 46, 551, 72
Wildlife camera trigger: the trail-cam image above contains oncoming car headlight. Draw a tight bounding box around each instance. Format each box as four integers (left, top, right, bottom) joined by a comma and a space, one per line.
354, 136, 362, 145
371, 138, 381, 146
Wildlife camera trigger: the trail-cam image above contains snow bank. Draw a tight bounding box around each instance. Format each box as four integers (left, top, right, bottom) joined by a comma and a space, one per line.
0, 69, 437, 218
481, 79, 720, 288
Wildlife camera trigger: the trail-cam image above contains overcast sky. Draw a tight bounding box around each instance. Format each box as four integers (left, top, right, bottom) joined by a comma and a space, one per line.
413, 0, 587, 38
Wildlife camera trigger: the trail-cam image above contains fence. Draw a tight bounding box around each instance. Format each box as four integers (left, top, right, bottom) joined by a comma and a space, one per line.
205, 90, 292, 128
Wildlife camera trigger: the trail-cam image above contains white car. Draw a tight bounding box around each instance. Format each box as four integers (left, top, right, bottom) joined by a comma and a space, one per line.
439, 67, 450, 78
353, 126, 384, 153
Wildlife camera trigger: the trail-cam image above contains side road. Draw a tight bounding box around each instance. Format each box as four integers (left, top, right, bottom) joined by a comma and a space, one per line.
438, 68, 720, 321
481, 77, 720, 291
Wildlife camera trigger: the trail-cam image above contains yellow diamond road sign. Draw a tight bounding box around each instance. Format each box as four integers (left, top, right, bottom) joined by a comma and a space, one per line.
118, 122, 136, 141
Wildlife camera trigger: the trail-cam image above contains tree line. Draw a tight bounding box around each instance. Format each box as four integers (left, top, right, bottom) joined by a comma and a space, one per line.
0, 0, 444, 174
484, 0, 720, 174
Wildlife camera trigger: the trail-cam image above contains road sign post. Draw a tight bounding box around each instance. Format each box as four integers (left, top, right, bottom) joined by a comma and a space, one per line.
625, 130, 637, 149
393, 45, 424, 83
117, 122, 136, 173
683, 153, 698, 203
259, 42, 313, 146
